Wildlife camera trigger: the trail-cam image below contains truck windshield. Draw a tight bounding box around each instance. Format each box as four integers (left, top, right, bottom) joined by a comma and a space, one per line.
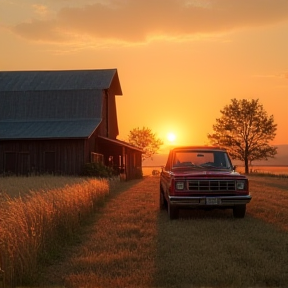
172, 150, 232, 169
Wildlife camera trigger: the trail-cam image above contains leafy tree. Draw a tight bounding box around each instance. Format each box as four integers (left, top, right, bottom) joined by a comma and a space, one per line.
128, 127, 163, 161
208, 98, 277, 174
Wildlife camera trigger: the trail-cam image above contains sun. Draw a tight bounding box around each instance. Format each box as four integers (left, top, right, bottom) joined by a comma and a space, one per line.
167, 132, 176, 142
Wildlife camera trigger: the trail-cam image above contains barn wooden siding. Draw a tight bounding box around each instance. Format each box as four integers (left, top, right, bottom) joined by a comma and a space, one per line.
0, 139, 86, 176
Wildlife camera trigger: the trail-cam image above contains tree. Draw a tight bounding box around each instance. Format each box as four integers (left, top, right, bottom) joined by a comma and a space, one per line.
207, 98, 277, 174
128, 127, 163, 161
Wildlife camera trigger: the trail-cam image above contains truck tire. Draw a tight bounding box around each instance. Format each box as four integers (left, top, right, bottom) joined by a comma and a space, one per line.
168, 202, 179, 220
233, 204, 246, 218
159, 190, 166, 210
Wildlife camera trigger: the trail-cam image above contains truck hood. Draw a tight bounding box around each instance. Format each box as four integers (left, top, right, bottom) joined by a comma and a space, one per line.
170, 170, 245, 178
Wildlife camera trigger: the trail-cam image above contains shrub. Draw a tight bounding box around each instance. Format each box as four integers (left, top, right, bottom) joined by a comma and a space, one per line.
82, 162, 117, 178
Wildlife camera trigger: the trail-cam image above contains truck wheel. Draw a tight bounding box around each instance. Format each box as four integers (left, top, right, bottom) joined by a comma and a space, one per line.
168, 202, 179, 220
159, 191, 166, 210
233, 204, 246, 218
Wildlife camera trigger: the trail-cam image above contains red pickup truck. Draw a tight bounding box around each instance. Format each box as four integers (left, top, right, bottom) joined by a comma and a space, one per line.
160, 146, 252, 219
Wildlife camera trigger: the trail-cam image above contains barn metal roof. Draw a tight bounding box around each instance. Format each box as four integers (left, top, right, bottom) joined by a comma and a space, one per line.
0, 69, 122, 94
0, 69, 122, 139
0, 90, 103, 120
0, 119, 101, 140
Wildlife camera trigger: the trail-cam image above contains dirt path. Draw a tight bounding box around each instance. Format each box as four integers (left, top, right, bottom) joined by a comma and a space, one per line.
35, 176, 160, 288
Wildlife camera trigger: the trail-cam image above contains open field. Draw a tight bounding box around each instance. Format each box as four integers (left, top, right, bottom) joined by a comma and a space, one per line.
237, 165, 288, 175
143, 165, 288, 177
22, 174, 288, 288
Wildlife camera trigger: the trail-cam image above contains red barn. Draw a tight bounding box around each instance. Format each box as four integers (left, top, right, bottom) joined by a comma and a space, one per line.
0, 69, 142, 179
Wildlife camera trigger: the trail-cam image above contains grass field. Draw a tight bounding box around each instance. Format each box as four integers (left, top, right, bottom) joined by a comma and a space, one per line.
1, 173, 288, 287
237, 165, 288, 175
142, 165, 288, 176
0, 175, 89, 198
23, 174, 288, 288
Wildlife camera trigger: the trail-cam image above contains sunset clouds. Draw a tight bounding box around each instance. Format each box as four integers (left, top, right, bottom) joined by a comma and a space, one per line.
6, 0, 288, 43
1, 0, 287, 146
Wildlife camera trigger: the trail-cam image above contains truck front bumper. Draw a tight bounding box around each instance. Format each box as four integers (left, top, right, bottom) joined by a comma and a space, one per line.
169, 195, 252, 207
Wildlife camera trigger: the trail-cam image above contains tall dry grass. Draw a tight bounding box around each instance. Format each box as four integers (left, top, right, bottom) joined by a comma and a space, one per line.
0, 176, 90, 199
0, 176, 111, 287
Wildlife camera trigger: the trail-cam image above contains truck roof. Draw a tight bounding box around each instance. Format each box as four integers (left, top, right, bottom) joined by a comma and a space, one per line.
170, 146, 227, 152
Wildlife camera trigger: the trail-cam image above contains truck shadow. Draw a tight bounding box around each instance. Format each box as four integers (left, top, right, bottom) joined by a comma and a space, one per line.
178, 207, 234, 219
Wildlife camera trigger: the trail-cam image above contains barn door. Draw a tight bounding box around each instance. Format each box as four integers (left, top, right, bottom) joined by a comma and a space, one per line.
44, 151, 55, 174
4, 152, 17, 175
19, 152, 30, 175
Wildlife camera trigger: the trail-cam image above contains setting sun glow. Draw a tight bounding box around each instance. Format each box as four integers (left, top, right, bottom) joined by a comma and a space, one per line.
167, 133, 176, 143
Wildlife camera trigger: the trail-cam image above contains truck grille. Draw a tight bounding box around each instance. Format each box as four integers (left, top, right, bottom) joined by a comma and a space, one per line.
188, 180, 236, 191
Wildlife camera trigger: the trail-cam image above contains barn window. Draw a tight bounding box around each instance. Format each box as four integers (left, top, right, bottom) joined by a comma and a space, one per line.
91, 152, 104, 164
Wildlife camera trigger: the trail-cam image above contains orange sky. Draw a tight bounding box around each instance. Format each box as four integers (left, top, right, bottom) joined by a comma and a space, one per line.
1, 0, 287, 153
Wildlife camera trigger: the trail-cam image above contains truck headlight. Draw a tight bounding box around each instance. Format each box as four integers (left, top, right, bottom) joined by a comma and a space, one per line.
236, 180, 246, 190
176, 182, 185, 190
